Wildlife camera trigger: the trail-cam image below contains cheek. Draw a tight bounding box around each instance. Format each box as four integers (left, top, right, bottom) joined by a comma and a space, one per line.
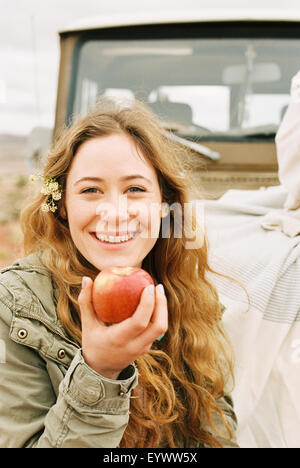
130, 199, 161, 221
137, 203, 162, 238
66, 200, 94, 232
148, 207, 162, 236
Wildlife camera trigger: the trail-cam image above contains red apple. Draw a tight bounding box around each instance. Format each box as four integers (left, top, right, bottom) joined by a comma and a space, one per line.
92, 266, 154, 323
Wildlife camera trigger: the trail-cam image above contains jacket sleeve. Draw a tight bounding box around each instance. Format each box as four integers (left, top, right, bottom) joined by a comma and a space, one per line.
213, 394, 239, 448
0, 288, 138, 448
31, 351, 138, 448
196, 393, 238, 449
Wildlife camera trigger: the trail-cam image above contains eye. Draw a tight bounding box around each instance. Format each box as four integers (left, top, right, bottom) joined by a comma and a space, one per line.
127, 186, 145, 193
81, 187, 100, 194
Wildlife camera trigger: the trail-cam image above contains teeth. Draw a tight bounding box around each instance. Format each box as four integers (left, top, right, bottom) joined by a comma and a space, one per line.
95, 233, 135, 243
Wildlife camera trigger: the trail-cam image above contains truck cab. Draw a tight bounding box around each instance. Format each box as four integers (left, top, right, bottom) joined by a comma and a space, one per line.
51, 9, 300, 198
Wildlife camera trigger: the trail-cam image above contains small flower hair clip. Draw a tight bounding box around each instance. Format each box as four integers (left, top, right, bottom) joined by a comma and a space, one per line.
30, 173, 62, 213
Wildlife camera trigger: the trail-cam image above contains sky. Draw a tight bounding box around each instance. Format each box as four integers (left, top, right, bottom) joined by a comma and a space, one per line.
1, 0, 300, 136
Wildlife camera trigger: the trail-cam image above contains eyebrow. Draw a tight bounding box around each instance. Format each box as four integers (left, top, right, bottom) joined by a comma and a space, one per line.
74, 175, 153, 186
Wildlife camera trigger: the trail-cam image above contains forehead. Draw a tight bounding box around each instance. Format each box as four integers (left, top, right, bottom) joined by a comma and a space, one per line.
67, 133, 157, 180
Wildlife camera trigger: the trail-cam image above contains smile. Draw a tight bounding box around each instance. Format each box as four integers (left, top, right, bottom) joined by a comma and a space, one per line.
95, 232, 136, 243
90, 231, 140, 249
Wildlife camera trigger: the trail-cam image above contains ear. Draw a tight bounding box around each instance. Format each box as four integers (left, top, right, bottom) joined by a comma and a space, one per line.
59, 205, 67, 220
160, 202, 169, 218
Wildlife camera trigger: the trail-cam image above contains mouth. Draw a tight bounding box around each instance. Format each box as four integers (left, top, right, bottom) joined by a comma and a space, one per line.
90, 231, 140, 249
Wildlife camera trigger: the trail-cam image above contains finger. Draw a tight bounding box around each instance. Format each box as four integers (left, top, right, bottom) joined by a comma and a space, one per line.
78, 276, 106, 329
136, 283, 168, 345
153, 284, 168, 341
114, 284, 155, 341
150, 284, 167, 324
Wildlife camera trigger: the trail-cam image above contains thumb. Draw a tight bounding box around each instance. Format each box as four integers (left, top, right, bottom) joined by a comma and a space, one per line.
79, 276, 93, 300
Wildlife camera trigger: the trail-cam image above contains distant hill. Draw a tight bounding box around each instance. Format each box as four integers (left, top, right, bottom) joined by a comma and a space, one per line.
0, 134, 29, 174
0, 134, 28, 159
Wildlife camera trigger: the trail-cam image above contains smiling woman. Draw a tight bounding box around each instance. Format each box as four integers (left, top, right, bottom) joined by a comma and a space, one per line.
0, 96, 238, 448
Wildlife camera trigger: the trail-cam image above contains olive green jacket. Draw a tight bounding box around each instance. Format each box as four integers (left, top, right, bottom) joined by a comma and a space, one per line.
0, 253, 238, 448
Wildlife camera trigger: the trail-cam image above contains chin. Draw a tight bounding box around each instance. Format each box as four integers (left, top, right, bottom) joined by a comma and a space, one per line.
92, 257, 142, 271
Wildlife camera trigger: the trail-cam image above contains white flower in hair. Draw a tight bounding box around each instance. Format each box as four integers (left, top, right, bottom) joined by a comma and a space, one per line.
41, 203, 50, 212
30, 173, 62, 213
52, 191, 62, 201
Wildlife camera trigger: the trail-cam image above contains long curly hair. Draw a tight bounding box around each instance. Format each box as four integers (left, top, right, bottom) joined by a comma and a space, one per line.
20, 97, 234, 448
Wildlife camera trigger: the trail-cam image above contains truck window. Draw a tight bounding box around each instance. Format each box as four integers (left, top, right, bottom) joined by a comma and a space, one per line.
70, 37, 300, 142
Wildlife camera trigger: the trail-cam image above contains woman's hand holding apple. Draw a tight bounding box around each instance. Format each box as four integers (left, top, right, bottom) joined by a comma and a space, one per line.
78, 276, 168, 380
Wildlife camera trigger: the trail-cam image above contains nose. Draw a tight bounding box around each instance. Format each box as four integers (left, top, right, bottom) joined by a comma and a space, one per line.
95, 194, 137, 233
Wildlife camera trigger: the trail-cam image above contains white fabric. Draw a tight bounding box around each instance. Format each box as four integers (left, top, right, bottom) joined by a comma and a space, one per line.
276, 70, 300, 210
202, 185, 300, 448
274, 70, 300, 211
260, 207, 300, 238
258, 70, 300, 235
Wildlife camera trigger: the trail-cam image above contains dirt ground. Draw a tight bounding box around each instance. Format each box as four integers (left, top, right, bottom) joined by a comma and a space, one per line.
0, 136, 31, 268
0, 221, 24, 269
0, 172, 29, 268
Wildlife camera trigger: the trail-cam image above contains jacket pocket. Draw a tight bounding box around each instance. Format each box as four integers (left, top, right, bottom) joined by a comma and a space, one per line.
10, 314, 78, 368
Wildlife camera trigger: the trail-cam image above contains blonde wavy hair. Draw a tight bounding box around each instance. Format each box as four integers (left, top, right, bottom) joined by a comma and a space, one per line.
21, 97, 234, 448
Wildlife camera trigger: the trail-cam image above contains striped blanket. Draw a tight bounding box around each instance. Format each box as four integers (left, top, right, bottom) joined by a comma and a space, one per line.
203, 185, 300, 448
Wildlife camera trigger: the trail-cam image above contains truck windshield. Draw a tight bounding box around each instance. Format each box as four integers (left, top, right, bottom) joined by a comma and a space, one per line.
71, 37, 300, 141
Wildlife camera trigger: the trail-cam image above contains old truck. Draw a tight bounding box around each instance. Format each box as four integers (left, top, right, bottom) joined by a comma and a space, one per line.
40, 9, 300, 198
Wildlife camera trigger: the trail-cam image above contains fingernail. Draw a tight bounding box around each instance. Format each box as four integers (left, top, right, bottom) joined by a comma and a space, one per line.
157, 284, 165, 295
81, 277, 87, 289
147, 285, 154, 296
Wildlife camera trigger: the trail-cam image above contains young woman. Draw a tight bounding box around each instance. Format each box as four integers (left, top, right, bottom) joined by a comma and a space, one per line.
0, 97, 238, 448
